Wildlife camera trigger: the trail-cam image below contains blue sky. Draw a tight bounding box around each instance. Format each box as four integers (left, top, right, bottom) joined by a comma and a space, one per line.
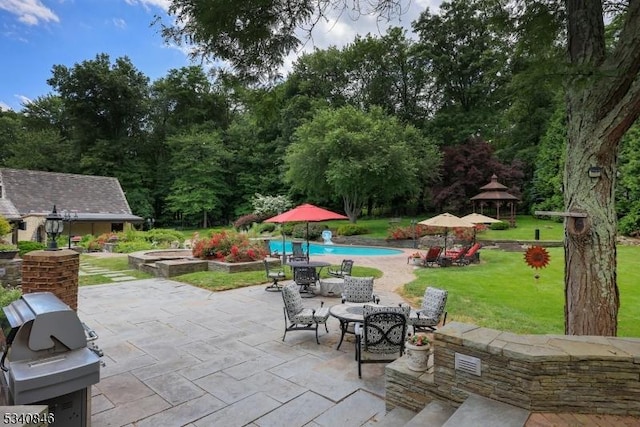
0, 0, 439, 112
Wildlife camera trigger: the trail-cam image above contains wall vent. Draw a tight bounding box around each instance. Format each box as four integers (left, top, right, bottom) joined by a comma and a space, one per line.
455, 353, 482, 376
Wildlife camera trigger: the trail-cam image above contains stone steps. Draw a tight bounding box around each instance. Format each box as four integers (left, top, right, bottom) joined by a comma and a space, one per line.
377, 394, 529, 427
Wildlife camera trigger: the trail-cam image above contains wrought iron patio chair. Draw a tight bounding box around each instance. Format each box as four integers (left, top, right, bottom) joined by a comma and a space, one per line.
408, 286, 448, 334
293, 266, 319, 296
288, 241, 307, 262
355, 304, 409, 378
281, 283, 329, 344
264, 259, 286, 292
328, 259, 354, 278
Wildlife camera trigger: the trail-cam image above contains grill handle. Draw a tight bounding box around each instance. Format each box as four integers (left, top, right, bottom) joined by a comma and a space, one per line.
82, 322, 99, 342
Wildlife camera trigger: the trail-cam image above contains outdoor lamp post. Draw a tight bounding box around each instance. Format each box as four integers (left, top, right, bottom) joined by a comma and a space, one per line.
63, 210, 79, 249
45, 205, 64, 251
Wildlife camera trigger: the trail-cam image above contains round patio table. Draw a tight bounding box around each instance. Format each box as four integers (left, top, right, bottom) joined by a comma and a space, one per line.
329, 302, 377, 350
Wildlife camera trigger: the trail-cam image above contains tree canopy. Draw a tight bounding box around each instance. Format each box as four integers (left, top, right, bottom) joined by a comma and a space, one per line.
285, 106, 440, 221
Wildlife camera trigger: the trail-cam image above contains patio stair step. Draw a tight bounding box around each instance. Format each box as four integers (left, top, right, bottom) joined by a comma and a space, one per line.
440, 394, 530, 427
364, 406, 416, 427
404, 400, 455, 427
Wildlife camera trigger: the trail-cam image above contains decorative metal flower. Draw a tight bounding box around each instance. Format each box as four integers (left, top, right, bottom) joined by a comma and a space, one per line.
524, 246, 551, 269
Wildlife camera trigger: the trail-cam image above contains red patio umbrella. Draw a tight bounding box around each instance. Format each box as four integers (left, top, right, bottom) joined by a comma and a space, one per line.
265, 204, 348, 263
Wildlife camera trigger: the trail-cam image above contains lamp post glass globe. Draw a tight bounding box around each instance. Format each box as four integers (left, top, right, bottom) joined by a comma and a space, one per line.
45, 205, 64, 250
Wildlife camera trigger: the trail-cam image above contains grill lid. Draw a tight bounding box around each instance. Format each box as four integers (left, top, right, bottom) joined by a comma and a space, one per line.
3, 292, 87, 353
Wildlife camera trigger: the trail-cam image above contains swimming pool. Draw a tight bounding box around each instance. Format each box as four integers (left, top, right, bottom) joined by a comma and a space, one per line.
269, 241, 403, 256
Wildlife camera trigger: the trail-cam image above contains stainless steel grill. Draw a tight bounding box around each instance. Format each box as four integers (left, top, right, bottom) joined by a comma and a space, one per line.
1, 292, 102, 426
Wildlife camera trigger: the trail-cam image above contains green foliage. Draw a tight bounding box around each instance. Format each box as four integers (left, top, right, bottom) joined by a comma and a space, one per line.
165, 130, 232, 227
258, 223, 276, 233
618, 202, 640, 237
144, 229, 184, 246
163, 0, 314, 78
251, 194, 292, 218
490, 221, 510, 230
291, 223, 324, 240
0, 288, 21, 323
17, 241, 46, 256
336, 224, 369, 236
529, 104, 566, 213
414, 0, 512, 144
286, 105, 440, 220
281, 223, 295, 236
114, 241, 154, 253
0, 215, 12, 238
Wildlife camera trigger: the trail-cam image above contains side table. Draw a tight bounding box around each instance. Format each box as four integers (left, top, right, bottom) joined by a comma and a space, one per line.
318, 277, 345, 297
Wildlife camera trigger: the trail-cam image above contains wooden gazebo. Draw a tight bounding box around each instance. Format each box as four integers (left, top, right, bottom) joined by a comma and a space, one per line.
470, 174, 519, 227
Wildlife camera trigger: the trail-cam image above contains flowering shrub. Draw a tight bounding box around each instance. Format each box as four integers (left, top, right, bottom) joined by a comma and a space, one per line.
251, 193, 292, 217
192, 230, 268, 262
406, 334, 430, 346
388, 223, 480, 242
387, 224, 443, 240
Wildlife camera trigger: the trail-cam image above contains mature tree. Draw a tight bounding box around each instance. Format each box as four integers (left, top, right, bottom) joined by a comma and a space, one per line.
46, 54, 155, 216
560, 1, 640, 336
413, 0, 513, 144
165, 130, 231, 227
285, 106, 440, 221
432, 136, 524, 213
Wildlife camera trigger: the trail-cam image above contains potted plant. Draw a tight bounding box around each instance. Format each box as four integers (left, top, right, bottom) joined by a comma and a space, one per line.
0, 243, 18, 259
0, 215, 17, 259
404, 333, 431, 371
409, 252, 423, 265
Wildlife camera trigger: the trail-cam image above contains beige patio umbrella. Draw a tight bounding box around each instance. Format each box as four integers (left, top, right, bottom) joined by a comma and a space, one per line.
418, 213, 475, 250
462, 213, 502, 224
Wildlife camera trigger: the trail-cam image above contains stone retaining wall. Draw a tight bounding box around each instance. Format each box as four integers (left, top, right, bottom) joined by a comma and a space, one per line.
0, 258, 22, 288
386, 322, 640, 416
129, 250, 282, 277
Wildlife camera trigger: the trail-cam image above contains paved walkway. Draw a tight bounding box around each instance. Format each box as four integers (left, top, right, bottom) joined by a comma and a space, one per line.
81, 249, 419, 426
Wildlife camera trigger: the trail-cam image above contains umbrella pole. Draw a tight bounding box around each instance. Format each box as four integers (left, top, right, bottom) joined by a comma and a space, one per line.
306, 222, 310, 263
281, 228, 287, 266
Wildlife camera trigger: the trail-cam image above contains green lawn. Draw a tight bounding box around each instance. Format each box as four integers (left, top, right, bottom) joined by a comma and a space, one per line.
403, 245, 640, 336
79, 255, 152, 286
175, 265, 382, 291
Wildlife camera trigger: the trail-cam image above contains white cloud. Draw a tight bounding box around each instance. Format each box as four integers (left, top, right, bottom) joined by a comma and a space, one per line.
0, 101, 12, 111
0, 0, 60, 25
16, 95, 32, 106
125, 0, 170, 12
112, 18, 127, 29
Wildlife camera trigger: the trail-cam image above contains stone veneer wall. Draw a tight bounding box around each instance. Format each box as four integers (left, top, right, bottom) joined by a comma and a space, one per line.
386, 322, 640, 416
0, 258, 22, 288
21, 249, 80, 311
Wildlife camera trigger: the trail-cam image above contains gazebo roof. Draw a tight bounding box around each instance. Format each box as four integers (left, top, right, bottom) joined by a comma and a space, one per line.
470, 191, 519, 201
479, 174, 508, 191
471, 175, 519, 201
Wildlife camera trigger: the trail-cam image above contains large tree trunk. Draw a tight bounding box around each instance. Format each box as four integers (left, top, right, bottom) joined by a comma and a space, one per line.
564, 1, 640, 335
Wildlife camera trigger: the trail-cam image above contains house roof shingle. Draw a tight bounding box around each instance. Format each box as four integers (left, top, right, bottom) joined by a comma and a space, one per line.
0, 168, 142, 222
